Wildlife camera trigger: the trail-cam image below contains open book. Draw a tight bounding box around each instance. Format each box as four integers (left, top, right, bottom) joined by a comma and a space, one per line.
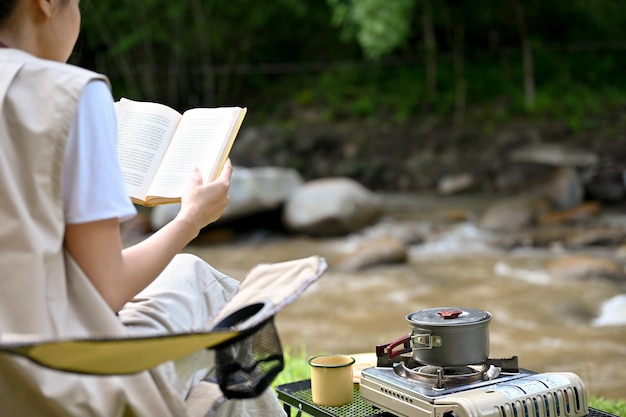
115, 98, 247, 206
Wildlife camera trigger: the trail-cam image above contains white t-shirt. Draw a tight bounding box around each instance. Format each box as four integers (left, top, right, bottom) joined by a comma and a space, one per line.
62, 80, 137, 225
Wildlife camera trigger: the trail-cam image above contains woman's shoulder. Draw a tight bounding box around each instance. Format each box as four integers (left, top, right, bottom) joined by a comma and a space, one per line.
1, 48, 109, 87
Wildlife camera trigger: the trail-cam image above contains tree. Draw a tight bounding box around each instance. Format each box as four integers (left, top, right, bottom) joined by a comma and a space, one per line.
422, 0, 438, 110
510, 0, 535, 111
327, 0, 415, 60
79, 0, 312, 107
441, 0, 467, 124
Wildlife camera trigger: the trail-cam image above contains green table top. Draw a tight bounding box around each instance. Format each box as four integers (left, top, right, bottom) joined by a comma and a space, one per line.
275, 379, 393, 417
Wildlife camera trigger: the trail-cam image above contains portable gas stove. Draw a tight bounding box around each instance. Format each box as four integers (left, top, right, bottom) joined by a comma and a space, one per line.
359, 346, 588, 417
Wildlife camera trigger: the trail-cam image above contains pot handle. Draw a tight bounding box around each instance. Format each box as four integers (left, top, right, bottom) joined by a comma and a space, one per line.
377, 334, 412, 359
411, 332, 441, 349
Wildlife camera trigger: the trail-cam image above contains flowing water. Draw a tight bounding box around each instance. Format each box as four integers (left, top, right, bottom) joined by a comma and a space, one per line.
186, 193, 626, 400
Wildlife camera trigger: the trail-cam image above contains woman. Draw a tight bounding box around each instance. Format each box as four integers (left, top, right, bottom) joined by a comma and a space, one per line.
0, 0, 285, 415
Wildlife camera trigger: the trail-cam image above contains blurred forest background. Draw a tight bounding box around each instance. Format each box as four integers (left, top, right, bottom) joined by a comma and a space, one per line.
73, 0, 626, 193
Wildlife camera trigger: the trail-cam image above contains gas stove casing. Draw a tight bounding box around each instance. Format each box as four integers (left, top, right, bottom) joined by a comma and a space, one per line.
360, 366, 588, 417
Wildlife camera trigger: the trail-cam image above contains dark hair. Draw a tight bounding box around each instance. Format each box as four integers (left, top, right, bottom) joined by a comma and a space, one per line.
0, 0, 19, 26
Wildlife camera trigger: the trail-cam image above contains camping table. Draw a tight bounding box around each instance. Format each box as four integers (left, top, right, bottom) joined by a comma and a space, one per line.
275, 379, 620, 417
275, 379, 392, 417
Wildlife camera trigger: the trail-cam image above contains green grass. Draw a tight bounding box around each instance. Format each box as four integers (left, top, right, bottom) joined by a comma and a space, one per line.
272, 346, 312, 389
274, 347, 626, 416
588, 397, 626, 417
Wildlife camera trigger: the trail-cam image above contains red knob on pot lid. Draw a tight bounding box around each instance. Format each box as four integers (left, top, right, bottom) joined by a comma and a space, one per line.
438, 309, 463, 319
406, 307, 492, 326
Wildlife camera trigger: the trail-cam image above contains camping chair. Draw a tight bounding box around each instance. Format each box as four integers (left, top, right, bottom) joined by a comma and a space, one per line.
0, 256, 326, 401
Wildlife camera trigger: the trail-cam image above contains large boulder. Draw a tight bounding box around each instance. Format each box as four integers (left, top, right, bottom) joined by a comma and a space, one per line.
437, 173, 476, 195
334, 236, 407, 272
478, 195, 551, 232
150, 166, 303, 230
509, 143, 599, 168
545, 254, 626, 283
282, 177, 383, 236
222, 166, 303, 221
528, 167, 584, 211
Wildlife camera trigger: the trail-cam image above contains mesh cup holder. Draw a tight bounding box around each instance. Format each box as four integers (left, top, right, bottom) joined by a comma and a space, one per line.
210, 302, 284, 399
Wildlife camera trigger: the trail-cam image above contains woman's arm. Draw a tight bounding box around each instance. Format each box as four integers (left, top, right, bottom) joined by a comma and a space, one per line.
65, 162, 232, 312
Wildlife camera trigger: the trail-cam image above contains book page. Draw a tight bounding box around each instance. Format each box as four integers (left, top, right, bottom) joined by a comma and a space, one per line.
115, 99, 182, 201
147, 107, 243, 200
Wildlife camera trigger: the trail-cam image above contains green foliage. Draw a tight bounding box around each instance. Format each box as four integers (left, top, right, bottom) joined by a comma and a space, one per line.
307, 65, 423, 122
327, 0, 414, 59
78, 0, 333, 107
75, 0, 626, 126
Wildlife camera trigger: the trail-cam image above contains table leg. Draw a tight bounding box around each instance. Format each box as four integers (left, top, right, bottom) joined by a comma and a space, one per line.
283, 402, 303, 417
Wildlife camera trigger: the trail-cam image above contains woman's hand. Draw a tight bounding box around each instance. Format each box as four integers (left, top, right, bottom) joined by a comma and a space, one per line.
65, 160, 234, 311
174, 159, 233, 235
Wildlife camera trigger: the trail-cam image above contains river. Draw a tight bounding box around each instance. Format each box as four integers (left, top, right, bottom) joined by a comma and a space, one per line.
185, 193, 626, 400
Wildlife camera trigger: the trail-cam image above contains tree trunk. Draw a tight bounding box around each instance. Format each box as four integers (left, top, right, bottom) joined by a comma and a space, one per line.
167, 12, 184, 105
92, 21, 141, 98
511, 0, 535, 111
452, 20, 466, 125
422, 0, 437, 111
190, 0, 216, 105
135, 3, 157, 100
442, 1, 465, 124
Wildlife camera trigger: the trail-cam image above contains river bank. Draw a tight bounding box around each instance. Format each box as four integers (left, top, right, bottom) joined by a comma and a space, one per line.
233, 110, 626, 201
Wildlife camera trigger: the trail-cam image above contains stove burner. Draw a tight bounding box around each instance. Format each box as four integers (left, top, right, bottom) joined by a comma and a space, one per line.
393, 361, 501, 389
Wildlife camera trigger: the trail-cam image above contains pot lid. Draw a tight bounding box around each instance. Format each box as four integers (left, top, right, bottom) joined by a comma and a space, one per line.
407, 307, 492, 326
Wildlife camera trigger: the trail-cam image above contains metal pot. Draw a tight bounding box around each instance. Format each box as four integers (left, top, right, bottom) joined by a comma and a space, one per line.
384, 307, 492, 366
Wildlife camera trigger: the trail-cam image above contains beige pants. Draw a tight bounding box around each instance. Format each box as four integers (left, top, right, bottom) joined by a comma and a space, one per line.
118, 253, 286, 417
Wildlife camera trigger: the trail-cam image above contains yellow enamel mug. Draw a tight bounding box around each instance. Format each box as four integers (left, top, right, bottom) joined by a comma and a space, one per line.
308, 354, 355, 406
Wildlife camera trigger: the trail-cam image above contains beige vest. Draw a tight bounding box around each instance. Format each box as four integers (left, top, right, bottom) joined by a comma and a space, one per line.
0, 49, 186, 417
